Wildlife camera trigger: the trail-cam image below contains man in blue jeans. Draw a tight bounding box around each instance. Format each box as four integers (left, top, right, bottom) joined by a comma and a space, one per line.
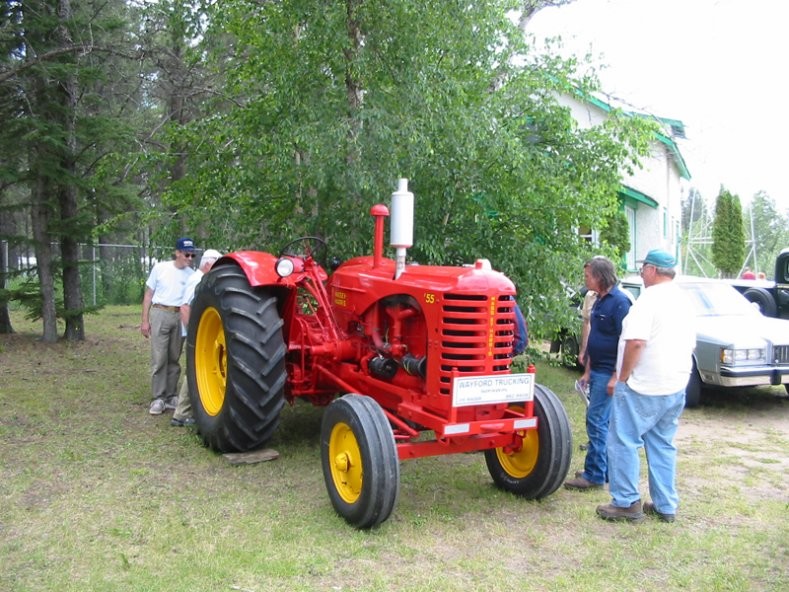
596, 249, 695, 523
565, 256, 632, 491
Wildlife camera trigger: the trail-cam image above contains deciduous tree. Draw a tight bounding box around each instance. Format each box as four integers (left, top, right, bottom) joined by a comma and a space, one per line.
161, 0, 654, 338
745, 191, 789, 278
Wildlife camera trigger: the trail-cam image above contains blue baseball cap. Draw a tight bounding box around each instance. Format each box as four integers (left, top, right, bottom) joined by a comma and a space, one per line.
640, 249, 676, 268
176, 237, 195, 252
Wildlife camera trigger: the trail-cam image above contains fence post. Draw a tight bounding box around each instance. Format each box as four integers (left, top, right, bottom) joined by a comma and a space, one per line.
1, 240, 7, 290
92, 245, 97, 307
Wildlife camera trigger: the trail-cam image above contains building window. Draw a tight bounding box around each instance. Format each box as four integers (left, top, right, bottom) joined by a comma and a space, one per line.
663, 208, 668, 238
577, 223, 599, 246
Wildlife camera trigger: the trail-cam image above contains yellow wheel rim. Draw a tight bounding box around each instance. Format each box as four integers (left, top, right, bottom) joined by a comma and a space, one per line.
195, 306, 227, 416
328, 421, 363, 504
496, 428, 539, 478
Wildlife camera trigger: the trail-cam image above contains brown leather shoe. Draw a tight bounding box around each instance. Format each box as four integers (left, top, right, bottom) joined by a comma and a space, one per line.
596, 500, 645, 523
644, 502, 675, 523
564, 475, 603, 491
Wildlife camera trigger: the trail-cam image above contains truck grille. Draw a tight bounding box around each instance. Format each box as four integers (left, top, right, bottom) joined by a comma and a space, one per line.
774, 345, 789, 364
438, 293, 517, 395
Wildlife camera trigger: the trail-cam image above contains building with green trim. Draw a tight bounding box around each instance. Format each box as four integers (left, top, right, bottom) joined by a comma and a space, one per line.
562, 93, 690, 272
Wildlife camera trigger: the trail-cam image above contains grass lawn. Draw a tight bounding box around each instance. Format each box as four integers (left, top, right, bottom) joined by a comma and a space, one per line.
1, 306, 787, 592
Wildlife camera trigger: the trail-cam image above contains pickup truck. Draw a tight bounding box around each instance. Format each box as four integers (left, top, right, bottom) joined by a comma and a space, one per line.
727, 249, 789, 319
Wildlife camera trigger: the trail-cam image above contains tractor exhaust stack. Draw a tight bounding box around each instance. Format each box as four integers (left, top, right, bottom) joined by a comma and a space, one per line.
390, 178, 414, 279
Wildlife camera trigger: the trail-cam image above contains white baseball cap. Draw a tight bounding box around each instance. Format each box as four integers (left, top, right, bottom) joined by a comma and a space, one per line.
201, 249, 222, 264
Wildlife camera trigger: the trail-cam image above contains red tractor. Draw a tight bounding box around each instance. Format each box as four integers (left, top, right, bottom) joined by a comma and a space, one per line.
186, 179, 573, 528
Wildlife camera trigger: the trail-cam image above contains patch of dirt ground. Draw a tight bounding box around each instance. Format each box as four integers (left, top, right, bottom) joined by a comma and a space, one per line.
675, 387, 789, 503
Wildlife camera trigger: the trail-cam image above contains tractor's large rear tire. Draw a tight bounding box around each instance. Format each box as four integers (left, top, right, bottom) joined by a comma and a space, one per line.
187, 264, 287, 453
320, 394, 400, 529
484, 384, 572, 499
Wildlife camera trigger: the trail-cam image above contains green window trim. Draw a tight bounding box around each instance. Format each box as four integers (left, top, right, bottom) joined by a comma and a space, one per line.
618, 186, 658, 209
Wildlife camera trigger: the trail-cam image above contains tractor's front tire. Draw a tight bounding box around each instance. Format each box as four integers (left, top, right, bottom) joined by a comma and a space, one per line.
484, 384, 572, 499
187, 264, 287, 453
320, 395, 400, 529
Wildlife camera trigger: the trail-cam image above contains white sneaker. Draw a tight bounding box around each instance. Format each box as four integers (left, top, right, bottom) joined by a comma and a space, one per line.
149, 399, 166, 415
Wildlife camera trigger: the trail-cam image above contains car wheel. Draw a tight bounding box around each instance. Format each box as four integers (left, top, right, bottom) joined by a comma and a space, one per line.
685, 362, 703, 408
558, 333, 582, 370
743, 287, 778, 317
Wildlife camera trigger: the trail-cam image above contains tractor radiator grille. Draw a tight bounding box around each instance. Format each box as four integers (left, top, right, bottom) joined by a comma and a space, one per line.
438, 293, 517, 395
774, 345, 789, 364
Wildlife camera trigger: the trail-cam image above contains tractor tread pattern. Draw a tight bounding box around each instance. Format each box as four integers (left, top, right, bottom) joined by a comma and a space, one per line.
188, 264, 286, 453
320, 394, 400, 529
484, 383, 573, 499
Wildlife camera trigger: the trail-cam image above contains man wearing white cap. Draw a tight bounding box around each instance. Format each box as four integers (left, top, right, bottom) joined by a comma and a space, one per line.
171, 249, 223, 426
596, 249, 696, 524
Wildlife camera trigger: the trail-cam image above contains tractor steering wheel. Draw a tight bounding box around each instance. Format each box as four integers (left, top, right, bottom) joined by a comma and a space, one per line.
278, 236, 329, 268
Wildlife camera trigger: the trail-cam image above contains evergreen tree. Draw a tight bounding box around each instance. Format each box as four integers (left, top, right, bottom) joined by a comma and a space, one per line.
118, 0, 221, 264
711, 187, 745, 278
1, 0, 140, 340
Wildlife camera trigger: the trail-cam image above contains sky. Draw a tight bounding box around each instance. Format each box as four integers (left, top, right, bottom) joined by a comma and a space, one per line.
527, 0, 789, 213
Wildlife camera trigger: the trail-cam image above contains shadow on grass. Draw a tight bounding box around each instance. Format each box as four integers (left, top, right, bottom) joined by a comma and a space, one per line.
699, 384, 789, 412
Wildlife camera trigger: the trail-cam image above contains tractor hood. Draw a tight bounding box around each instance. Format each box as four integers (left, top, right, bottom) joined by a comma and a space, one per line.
330, 255, 516, 316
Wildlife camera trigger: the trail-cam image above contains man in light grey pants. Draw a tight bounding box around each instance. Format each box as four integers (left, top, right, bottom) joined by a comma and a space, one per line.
140, 238, 196, 415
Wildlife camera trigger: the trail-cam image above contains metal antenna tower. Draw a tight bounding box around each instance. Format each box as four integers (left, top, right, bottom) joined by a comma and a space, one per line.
683, 191, 714, 277
738, 207, 759, 276
683, 191, 758, 277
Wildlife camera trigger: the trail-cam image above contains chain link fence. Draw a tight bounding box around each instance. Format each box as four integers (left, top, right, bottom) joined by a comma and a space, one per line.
1, 241, 175, 307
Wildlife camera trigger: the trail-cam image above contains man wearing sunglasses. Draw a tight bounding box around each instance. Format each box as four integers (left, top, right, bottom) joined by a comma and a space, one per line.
141, 237, 196, 415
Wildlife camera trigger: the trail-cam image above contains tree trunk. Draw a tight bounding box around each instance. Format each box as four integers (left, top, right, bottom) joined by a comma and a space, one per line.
31, 173, 58, 343
59, 189, 85, 340
0, 307, 12, 334
0, 237, 13, 334
56, 0, 85, 341
339, 0, 364, 227
344, 0, 363, 164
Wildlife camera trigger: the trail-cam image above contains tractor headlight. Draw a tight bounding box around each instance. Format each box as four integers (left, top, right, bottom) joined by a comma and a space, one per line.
721, 348, 765, 365
275, 257, 295, 278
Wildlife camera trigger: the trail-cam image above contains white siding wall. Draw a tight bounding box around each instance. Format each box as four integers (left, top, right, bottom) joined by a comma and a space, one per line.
564, 98, 608, 129
558, 94, 685, 270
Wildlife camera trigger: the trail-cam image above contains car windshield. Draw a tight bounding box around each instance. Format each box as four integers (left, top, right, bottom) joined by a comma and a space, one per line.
679, 283, 760, 317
